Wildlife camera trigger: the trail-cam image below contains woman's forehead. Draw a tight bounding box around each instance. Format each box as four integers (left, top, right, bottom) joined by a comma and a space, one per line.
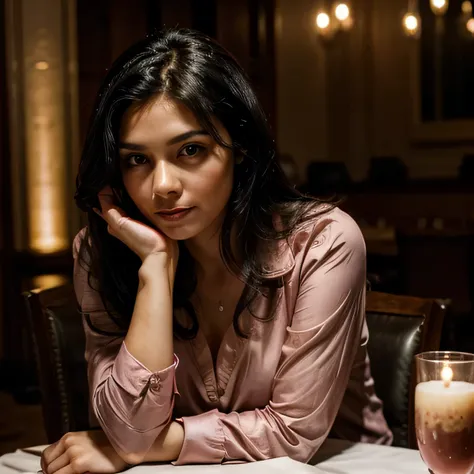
119, 95, 230, 145
121, 96, 195, 133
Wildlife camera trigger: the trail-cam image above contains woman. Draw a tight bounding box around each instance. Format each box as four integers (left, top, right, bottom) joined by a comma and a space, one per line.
42, 28, 391, 474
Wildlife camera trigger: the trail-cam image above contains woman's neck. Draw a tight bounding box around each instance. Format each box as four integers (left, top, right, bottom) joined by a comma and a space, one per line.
184, 219, 240, 282
186, 232, 226, 281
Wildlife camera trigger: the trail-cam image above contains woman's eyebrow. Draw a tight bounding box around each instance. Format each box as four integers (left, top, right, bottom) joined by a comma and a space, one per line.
118, 130, 210, 151
118, 142, 147, 151
167, 130, 210, 145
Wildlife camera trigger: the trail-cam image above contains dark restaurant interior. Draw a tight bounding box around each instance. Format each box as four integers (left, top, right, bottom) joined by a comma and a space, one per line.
1, 0, 474, 464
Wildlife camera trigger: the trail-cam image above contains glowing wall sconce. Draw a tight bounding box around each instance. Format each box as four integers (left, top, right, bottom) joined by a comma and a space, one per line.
430, 0, 449, 16
333, 2, 353, 30
402, 11, 422, 38
5, 0, 80, 254
315, 2, 354, 42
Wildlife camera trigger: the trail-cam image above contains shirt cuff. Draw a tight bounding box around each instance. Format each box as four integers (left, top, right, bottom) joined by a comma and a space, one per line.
173, 409, 226, 465
111, 342, 179, 398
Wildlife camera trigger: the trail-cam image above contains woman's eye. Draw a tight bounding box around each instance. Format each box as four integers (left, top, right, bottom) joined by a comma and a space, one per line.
125, 155, 148, 166
180, 144, 205, 157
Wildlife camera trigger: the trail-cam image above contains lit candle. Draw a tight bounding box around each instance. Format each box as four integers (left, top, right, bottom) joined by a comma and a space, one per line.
441, 364, 453, 388
415, 371, 474, 473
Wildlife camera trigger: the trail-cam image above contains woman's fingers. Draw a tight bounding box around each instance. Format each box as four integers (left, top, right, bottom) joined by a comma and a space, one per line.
97, 186, 114, 211
97, 191, 122, 216
103, 207, 128, 229
97, 190, 129, 234
41, 442, 62, 471
45, 452, 70, 474
51, 464, 75, 474
94, 185, 175, 262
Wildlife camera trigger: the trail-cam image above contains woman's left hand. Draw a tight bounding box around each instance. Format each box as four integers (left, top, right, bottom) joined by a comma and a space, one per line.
41, 430, 128, 474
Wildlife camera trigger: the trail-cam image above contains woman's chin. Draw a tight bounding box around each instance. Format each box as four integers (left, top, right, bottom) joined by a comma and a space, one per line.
155, 224, 201, 242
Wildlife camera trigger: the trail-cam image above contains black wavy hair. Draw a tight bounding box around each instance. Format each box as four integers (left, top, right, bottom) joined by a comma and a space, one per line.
74, 28, 329, 339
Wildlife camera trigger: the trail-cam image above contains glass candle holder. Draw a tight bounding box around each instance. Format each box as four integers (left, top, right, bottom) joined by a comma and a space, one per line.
415, 351, 474, 474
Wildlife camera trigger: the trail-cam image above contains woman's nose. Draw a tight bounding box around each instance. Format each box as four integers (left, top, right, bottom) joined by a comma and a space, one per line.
152, 160, 182, 199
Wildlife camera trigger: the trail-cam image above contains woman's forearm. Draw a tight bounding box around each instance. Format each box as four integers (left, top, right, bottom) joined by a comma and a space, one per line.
124, 252, 175, 372
141, 421, 185, 463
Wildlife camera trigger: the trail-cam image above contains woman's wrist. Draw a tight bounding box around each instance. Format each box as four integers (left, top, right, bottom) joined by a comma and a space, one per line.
138, 252, 175, 287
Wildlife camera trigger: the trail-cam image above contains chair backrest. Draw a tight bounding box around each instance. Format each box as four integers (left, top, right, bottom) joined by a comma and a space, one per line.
365, 291, 447, 449
23, 284, 90, 443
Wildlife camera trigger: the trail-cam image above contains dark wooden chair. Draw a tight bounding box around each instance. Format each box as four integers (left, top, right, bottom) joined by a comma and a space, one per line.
23, 284, 90, 443
365, 291, 447, 449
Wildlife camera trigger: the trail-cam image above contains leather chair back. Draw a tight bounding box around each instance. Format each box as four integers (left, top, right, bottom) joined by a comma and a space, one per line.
23, 284, 90, 443
366, 291, 446, 448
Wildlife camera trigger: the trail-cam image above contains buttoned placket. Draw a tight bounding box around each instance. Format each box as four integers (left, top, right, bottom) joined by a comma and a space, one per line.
189, 323, 246, 404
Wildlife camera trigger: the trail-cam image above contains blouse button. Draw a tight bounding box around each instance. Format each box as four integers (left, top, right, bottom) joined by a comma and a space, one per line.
218, 387, 225, 397
149, 375, 160, 389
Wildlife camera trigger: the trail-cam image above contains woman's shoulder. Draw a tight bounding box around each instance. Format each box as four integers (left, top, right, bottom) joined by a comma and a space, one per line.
72, 227, 112, 317
291, 205, 365, 257
262, 206, 364, 279
72, 227, 95, 294
72, 226, 90, 260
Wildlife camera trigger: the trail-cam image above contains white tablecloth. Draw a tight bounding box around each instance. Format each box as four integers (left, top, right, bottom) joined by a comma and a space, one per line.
312, 439, 427, 473
0, 439, 428, 474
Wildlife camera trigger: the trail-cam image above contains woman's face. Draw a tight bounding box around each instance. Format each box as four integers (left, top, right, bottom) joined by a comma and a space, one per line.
118, 95, 234, 241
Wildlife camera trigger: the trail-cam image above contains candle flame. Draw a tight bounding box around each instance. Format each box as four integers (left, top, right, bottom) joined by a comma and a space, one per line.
441, 365, 453, 387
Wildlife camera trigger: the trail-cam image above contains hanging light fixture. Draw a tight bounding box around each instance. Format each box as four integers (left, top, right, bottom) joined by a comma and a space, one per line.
402, 0, 421, 38
402, 11, 421, 37
430, 0, 449, 16
332, 2, 354, 30
462, 0, 472, 14
460, 1, 474, 36
315, 9, 337, 41
467, 17, 474, 34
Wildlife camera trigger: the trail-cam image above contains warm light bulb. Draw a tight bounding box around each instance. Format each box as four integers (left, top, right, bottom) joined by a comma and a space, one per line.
441, 365, 453, 388
432, 0, 446, 8
405, 14, 418, 31
462, 0, 472, 14
334, 3, 350, 21
35, 61, 49, 70
430, 0, 449, 15
402, 12, 420, 37
467, 17, 474, 33
316, 12, 330, 30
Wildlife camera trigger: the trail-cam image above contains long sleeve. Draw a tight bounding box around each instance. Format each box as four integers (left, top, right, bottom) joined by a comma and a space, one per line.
72, 230, 178, 456
174, 216, 367, 465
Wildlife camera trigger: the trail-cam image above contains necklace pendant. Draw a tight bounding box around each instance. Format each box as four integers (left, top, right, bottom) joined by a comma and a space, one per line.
218, 301, 224, 312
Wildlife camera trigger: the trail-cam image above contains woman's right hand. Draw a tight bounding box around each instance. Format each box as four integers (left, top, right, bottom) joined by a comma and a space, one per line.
95, 186, 179, 270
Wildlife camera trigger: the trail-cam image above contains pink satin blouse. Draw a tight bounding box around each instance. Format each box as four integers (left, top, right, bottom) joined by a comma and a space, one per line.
73, 207, 392, 465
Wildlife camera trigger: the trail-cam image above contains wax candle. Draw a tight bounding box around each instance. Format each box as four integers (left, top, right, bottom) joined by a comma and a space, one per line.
415, 375, 474, 474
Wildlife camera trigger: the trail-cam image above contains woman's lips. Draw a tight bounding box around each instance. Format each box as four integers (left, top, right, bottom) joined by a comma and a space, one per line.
155, 207, 195, 221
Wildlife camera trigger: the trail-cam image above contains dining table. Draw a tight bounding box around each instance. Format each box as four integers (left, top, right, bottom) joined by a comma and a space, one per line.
0, 438, 428, 474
